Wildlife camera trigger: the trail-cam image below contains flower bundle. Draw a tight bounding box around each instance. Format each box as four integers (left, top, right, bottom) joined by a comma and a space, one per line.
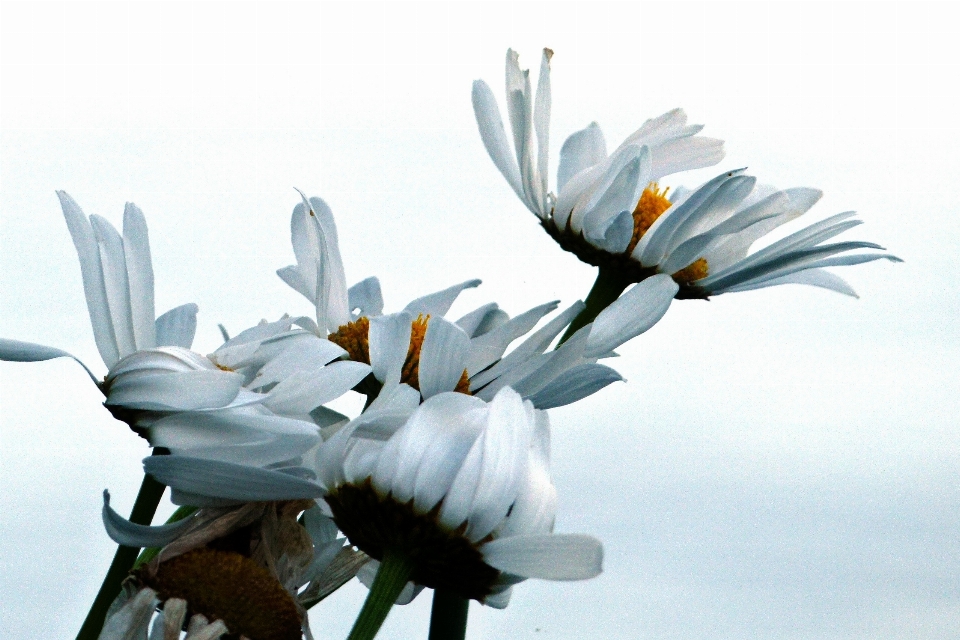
0, 49, 898, 640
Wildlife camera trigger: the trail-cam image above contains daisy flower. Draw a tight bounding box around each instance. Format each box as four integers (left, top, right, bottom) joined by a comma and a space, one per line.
278, 194, 678, 410
313, 384, 602, 637
101, 495, 361, 639
0, 193, 370, 504
473, 49, 899, 300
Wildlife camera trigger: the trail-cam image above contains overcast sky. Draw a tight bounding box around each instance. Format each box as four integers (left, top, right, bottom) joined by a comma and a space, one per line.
2, 3, 958, 639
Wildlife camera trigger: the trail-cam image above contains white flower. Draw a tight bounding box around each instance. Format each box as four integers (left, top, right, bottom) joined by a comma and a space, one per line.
102, 493, 357, 606
473, 49, 899, 298
0, 192, 200, 379
0, 194, 370, 504
99, 496, 361, 639
314, 385, 603, 608
473, 49, 723, 251
277, 194, 677, 409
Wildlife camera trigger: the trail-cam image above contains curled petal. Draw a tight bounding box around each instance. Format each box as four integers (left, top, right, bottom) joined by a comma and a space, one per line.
101, 489, 197, 547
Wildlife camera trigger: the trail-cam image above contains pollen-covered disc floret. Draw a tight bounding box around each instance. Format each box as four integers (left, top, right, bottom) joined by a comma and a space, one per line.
329, 314, 471, 394
314, 385, 603, 608
474, 49, 899, 298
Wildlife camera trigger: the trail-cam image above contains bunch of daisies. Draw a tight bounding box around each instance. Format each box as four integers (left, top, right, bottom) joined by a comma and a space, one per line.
0, 48, 897, 640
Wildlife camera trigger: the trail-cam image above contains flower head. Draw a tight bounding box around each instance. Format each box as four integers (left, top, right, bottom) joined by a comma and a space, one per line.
474, 49, 900, 299
278, 194, 677, 410
314, 385, 603, 608
101, 493, 365, 639
0, 195, 371, 504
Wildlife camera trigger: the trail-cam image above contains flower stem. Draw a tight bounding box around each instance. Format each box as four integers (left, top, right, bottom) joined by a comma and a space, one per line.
345, 552, 414, 640
557, 266, 633, 345
427, 590, 469, 640
75, 467, 166, 640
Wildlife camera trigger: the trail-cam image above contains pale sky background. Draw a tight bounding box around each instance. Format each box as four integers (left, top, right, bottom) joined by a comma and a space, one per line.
1, 2, 958, 639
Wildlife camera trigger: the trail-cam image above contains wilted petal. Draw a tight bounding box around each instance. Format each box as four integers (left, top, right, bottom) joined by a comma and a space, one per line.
102, 489, 197, 547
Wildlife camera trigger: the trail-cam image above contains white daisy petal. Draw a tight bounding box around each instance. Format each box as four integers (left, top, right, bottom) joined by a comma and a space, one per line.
253, 337, 347, 389
590, 208, 635, 254
101, 489, 197, 548
99, 587, 157, 640
419, 318, 471, 398
290, 194, 350, 331
0, 339, 99, 383
455, 303, 501, 338
527, 363, 623, 410
265, 360, 370, 415
620, 107, 689, 148
0, 338, 70, 361
702, 240, 889, 293
402, 279, 482, 317
148, 410, 320, 466
554, 164, 604, 231
122, 203, 156, 351
369, 312, 413, 383
649, 135, 725, 180
58, 191, 121, 367
534, 48, 553, 215
507, 327, 591, 398
374, 392, 483, 504
574, 144, 648, 235
468, 300, 584, 391
557, 123, 607, 194
699, 212, 861, 285
155, 303, 199, 349
106, 370, 244, 411
586, 275, 678, 358
466, 300, 559, 375
481, 534, 603, 581
634, 169, 745, 265
90, 214, 138, 359
411, 405, 487, 512
723, 267, 859, 297
484, 586, 513, 609
145, 455, 324, 502
348, 276, 384, 318
472, 80, 525, 204
462, 388, 532, 542
276, 265, 311, 300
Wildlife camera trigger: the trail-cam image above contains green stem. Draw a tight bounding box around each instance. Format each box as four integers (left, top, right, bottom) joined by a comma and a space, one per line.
345, 552, 414, 640
557, 266, 633, 346
75, 468, 166, 640
427, 590, 469, 640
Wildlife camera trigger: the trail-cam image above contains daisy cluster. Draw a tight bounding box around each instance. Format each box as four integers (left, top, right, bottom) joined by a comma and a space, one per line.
0, 48, 897, 640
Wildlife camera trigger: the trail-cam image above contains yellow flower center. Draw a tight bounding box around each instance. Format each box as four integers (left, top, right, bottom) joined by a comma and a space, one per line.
626, 183, 673, 254
626, 183, 709, 285
328, 316, 371, 364
671, 257, 709, 284
329, 315, 471, 394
